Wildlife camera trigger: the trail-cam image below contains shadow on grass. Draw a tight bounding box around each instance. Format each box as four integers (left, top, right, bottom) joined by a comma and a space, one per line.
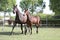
0, 32, 23, 35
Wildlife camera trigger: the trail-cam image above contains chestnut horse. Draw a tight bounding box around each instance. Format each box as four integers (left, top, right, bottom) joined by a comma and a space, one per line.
24, 9, 40, 34
10, 5, 27, 35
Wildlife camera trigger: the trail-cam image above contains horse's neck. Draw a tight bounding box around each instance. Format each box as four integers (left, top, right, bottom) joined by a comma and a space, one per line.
16, 9, 21, 15
16, 8, 23, 21
27, 14, 31, 21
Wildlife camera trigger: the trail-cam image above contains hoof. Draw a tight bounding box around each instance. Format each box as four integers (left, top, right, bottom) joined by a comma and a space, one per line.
36, 31, 38, 34
21, 32, 23, 34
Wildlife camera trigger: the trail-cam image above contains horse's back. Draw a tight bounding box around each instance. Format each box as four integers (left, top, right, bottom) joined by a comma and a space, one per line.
30, 16, 40, 24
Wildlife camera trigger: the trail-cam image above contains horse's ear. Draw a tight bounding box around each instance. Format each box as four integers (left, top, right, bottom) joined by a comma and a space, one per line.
15, 5, 17, 7
13, 4, 17, 7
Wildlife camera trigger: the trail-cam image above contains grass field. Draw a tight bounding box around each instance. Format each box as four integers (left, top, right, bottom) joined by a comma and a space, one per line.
0, 26, 60, 40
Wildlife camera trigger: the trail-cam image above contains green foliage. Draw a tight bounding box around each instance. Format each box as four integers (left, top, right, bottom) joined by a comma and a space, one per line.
0, 0, 16, 11
20, 0, 43, 12
20, 0, 31, 11
38, 0, 43, 5
50, 0, 60, 15
32, 13, 53, 20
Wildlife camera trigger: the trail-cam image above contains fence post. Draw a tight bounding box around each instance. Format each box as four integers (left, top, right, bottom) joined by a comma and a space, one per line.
2, 11, 6, 31
46, 15, 48, 27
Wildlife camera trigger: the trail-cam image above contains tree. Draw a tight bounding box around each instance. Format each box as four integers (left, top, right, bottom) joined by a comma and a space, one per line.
0, 0, 16, 28
0, 0, 16, 11
20, 0, 31, 11
50, 0, 60, 15
20, 0, 43, 13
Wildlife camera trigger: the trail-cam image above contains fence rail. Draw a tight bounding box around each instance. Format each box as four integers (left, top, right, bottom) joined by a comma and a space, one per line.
0, 19, 60, 27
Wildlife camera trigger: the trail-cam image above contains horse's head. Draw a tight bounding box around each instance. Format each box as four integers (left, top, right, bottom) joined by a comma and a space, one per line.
13, 5, 17, 14
24, 9, 29, 16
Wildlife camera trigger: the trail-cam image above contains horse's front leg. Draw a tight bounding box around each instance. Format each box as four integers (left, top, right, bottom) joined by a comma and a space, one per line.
21, 24, 23, 34
30, 26, 32, 35
10, 22, 16, 35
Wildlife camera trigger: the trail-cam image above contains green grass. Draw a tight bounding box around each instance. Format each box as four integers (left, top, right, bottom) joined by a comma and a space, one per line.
0, 26, 60, 40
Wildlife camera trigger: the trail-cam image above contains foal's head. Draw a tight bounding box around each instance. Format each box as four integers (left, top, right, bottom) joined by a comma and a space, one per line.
13, 5, 18, 14
24, 9, 29, 16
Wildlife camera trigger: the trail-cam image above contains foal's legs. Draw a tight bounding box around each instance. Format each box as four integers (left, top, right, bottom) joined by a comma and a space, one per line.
36, 26, 38, 34
29, 23, 32, 35
24, 23, 32, 35
36, 24, 39, 34
25, 26, 27, 35
28, 26, 30, 33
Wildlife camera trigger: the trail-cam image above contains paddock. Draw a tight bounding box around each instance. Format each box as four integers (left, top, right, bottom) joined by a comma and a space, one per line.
0, 26, 60, 40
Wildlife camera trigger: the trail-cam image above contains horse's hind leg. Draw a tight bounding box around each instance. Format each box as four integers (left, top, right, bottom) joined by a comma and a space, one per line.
36, 24, 39, 34
36, 26, 38, 34
10, 23, 16, 35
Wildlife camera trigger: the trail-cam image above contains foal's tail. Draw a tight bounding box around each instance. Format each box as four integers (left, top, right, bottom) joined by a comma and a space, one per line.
39, 17, 42, 26
39, 20, 41, 24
